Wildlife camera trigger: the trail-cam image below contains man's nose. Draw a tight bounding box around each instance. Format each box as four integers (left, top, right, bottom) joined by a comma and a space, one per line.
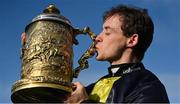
95, 33, 102, 42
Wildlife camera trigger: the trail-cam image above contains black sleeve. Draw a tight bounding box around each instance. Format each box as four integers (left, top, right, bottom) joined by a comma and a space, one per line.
81, 83, 98, 103
85, 83, 95, 95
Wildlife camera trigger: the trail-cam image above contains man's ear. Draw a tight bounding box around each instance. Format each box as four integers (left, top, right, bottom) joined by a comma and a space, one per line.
126, 34, 138, 48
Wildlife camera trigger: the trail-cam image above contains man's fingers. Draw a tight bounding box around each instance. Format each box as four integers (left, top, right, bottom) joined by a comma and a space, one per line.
21, 32, 26, 45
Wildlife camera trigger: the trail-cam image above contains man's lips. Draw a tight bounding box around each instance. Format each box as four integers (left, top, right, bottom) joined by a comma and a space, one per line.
95, 46, 99, 51
95, 44, 99, 50
94, 46, 99, 56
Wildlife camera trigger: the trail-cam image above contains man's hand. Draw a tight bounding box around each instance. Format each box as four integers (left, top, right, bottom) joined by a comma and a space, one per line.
64, 82, 88, 104
21, 32, 27, 46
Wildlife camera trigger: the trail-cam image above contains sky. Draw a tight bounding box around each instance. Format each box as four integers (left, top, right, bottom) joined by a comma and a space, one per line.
0, 0, 179, 103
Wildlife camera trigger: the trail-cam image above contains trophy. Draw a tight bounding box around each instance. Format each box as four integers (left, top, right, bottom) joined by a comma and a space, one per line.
11, 4, 96, 103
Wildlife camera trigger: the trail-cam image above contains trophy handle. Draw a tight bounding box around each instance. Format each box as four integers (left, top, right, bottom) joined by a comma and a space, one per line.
73, 27, 97, 78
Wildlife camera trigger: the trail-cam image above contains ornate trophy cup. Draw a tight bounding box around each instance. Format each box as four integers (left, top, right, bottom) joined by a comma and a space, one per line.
11, 4, 96, 103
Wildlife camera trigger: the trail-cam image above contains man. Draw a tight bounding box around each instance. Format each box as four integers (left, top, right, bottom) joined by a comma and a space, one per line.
65, 4, 169, 103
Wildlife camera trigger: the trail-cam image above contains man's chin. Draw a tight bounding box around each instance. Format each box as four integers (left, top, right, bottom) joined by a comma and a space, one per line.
96, 56, 105, 61
95, 56, 100, 61
95, 53, 106, 61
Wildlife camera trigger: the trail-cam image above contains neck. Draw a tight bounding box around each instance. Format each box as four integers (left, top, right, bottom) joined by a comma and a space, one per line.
110, 50, 140, 65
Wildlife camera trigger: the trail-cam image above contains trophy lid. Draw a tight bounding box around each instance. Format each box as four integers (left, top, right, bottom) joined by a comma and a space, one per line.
29, 4, 71, 26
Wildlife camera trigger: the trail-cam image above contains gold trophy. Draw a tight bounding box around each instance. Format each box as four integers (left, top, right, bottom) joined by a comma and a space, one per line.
11, 4, 96, 103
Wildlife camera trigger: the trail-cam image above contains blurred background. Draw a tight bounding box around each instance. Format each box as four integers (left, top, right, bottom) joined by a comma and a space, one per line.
0, 0, 179, 103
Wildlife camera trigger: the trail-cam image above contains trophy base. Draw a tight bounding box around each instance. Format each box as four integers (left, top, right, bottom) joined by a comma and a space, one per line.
11, 81, 72, 103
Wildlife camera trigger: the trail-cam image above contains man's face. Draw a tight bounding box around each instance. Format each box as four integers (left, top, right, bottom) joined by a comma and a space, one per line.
95, 15, 128, 63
